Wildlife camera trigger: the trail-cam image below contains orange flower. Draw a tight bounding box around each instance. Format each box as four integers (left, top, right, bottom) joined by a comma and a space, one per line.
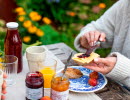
23, 20, 32, 28
18, 16, 25, 22
69, 12, 76, 16
29, 11, 41, 21
29, 12, 38, 17
67, 11, 76, 17
28, 26, 37, 33
15, 7, 24, 13
99, 3, 106, 9
35, 15, 42, 21
31, 15, 41, 21
36, 29, 44, 37
23, 36, 31, 43
42, 17, 51, 24
18, 11, 26, 15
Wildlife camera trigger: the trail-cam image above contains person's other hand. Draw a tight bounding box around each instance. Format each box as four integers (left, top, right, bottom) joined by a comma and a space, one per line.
83, 57, 117, 74
80, 31, 106, 49
1, 73, 7, 100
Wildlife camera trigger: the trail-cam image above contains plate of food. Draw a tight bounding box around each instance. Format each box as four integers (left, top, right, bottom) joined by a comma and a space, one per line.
62, 66, 107, 93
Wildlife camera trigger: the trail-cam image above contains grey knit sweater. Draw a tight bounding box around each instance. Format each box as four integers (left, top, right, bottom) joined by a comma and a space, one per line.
74, 0, 130, 88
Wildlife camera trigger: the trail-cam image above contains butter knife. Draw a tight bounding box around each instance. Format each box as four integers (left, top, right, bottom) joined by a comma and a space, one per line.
61, 51, 73, 80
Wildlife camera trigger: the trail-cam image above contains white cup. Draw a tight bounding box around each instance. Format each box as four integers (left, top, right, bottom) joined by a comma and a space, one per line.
26, 46, 47, 72
0, 69, 3, 100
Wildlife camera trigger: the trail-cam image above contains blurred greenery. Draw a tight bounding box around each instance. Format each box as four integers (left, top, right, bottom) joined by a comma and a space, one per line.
0, 19, 6, 57
0, 0, 117, 57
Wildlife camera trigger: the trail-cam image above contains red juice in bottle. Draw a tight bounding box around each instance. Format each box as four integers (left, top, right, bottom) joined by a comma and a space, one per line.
4, 22, 22, 73
25, 71, 44, 100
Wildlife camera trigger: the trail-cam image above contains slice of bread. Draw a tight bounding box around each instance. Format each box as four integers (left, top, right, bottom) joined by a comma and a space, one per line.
72, 52, 100, 66
62, 68, 83, 79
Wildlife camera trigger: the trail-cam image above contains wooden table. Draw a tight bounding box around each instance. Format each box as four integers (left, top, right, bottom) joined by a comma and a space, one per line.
46, 43, 130, 100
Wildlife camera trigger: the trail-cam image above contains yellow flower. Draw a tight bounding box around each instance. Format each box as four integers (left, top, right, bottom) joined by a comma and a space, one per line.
31, 15, 41, 21
0, 63, 3, 69
0, 58, 3, 62
29, 12, 38, 18
23, 20, 32, 28
15, 7, 24, 13
99, 3, 106, 9
18, 16, 25, 22
23, 36, 31, 43
29, 11, 41, 21
18, 11, 26, 15
42, 17, 51, 24
36, 29, 44, 37
35, 15, 42, 21
28, 26, 37, 33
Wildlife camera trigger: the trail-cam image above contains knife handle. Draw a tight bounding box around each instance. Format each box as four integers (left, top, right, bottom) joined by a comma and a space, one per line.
94, 41, 101, 46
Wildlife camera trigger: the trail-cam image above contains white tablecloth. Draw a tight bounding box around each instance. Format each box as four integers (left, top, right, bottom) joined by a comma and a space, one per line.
5, 46, 102, 100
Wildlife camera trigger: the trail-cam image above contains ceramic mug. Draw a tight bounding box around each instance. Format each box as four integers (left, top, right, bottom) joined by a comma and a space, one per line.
26, 46, 47, 72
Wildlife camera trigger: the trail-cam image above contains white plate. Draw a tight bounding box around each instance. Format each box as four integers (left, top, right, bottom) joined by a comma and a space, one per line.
59, 66, 107, 93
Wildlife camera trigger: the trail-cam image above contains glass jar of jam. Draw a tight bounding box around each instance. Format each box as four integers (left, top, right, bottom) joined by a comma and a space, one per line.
4, 22, 22, 73
51, 72, 70, 100
25, 71, 44, 100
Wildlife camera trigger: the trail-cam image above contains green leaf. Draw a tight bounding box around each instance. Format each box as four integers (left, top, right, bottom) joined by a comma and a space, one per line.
40, 25, 61, 44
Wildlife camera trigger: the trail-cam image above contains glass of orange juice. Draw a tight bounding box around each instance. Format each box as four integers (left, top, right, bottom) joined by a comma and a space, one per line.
39, 58, 57, 88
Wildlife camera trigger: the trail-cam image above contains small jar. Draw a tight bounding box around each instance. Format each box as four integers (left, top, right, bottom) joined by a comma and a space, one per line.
25, 71, 44, 100
51, 72, 70, 100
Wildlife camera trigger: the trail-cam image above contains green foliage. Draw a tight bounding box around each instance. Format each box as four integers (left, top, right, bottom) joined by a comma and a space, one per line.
95, 48, 111, 57
0, 19, 6, 56
15, 0, 117, 57
39, 25, 62, 44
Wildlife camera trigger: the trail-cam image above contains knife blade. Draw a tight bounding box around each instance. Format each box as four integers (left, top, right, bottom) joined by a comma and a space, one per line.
85, 41, 101, 56
61, 51, 73, 80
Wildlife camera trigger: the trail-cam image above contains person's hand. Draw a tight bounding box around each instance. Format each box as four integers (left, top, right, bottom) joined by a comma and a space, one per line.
83, 57, 117, 74
80, 31, 106, 49
1, 73, 7, 100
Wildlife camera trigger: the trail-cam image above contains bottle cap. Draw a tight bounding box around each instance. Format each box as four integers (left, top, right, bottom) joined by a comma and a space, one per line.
6, 22, 19, 28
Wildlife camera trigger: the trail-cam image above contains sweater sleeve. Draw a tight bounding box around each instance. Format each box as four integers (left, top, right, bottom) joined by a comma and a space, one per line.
74, 0, 125, 53
106, 52, 130, 88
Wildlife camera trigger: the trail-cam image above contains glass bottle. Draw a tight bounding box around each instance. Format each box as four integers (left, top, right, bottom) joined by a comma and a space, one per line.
51, 72, 70, 100
25, 71, 44, 100
4, 22, 22, 73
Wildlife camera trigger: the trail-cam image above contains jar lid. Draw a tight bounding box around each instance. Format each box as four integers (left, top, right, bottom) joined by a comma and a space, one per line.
6, 22, 19, 28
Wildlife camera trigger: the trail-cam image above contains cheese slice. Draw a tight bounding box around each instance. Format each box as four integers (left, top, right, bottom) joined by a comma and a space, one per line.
72, 52, 100, 65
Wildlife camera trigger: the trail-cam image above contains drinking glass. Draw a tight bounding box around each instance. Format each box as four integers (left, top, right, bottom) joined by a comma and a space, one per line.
0, 55, 18, 86
39, 58, 57, 88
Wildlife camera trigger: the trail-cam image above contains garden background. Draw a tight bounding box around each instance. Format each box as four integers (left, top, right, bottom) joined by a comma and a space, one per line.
0, 0, 117, 57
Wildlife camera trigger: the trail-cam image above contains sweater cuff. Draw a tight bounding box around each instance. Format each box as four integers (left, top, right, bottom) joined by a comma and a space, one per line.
106, 52, 130, 82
